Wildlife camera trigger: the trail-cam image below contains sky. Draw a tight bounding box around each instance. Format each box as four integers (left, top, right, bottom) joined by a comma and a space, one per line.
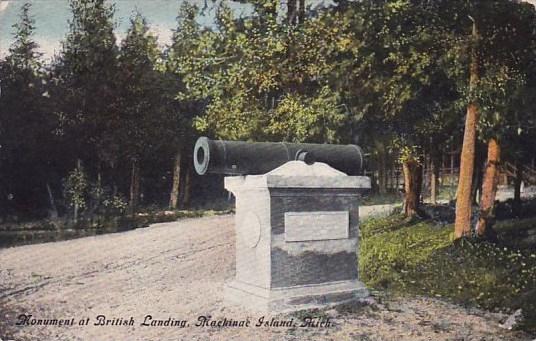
0, 0, 254, 59
1, 0, 535, 60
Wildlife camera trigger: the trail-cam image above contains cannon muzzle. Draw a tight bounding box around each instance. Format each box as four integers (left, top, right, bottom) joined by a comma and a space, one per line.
193, 137, 365, 176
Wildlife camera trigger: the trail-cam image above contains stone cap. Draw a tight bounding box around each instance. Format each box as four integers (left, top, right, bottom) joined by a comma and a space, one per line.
225, 161, 371, 191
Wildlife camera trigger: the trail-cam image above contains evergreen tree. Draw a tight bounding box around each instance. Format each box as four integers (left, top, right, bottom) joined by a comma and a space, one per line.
117, 13, 173, 212
166, 2, 206, 209
0, 2, 54, 219
52, 0, 119, 175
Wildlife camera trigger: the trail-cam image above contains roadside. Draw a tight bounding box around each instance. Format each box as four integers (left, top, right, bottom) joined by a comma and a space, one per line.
0, 215, 531, 341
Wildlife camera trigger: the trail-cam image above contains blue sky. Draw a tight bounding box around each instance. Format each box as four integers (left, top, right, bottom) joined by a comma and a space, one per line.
2, 0, 534, 60
0, 0, 254, 59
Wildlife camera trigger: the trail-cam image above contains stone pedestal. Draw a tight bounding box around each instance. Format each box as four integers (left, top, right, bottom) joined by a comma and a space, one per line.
224, 161, 371, 313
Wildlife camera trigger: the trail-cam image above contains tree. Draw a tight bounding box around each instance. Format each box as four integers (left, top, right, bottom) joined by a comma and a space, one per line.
334, 1, 461, 217
189, 1, 351, 143
166, 1, 207, 209
116, 13, 172, 213
453, 0, 536, 238
0, 2, 55, 219
454, 16, 480, 238
52, 0, 119, 179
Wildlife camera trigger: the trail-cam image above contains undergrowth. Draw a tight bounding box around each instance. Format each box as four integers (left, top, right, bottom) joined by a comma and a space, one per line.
359, 214, 536, 333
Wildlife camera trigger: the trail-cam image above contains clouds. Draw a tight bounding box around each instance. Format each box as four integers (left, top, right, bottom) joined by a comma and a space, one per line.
0, 1, 9, 13
147, 24, 173, 47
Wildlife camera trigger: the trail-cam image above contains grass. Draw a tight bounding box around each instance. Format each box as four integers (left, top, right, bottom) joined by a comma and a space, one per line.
436, 184, 458, 202
359, 214, 536, 333
362, 192, 402, 206
361, 184, 457, 206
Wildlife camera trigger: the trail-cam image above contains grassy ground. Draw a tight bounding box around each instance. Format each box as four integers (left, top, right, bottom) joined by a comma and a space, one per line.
362, 192, 402, 205
361, 184, 456, 205
359, 214, 536, 333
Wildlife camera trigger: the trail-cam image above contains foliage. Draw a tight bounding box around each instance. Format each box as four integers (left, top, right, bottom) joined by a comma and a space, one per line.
116, 12, 173, 161
63, 164, 88, 211
2, 0, 536, 228
264, 87, 347, 143
52, 0, 120, 169
0, 2, 54, 219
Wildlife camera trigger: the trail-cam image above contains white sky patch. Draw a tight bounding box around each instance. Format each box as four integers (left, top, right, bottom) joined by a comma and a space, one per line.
0, 1, 9, 13
1, 24, 174, 59
35, 37, 61, 61
148, 24, 173, 48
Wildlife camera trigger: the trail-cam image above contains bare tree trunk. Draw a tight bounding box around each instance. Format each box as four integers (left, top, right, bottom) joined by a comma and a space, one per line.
403, 159, 422, 218
450, 150, 455, 186
513, 160, 523, 217
46, 182, 58, 219
472, 152, 484, 205
378, 151, 387, 194
287, 0, 297, 25
430, 157, 438, 205
298, 0, 305, 24
73, 159, 82, 223
183, 165, 192, 209
454, 19, 479, 239
476, 138, 501, 237
395, 166, 400, 193
129, 159, 141, 215
169, 148, 182, 209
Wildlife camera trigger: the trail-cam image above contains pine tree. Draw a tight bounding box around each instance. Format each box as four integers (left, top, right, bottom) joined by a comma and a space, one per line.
53, 0, 119, 172
117, 13, 168, 212
0, 2, 54, 218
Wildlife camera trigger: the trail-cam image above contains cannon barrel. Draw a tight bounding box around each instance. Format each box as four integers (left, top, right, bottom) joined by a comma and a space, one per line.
193, 137, 365, 176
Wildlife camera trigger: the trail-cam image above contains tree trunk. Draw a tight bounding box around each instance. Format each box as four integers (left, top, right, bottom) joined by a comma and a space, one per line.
403, 159, 422, 218
287, 0, 297, 25
476, 138, 501, 237
183, 165, 192, 209
430, 157, 438, 205
454, 19, 479, 239
129, 159, 141, 214
513, 160, 523, 217
169, 148, 182, 210
378, 151, 387, 194
395, 165, 400, 191
46, 182, 58, 219
450, 150, 455, 186
472, 151, 483, 205
73, 159, 82, 223
298, 0, 305, 24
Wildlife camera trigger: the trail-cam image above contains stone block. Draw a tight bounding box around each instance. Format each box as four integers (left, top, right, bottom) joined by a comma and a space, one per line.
224, 161, 371, 312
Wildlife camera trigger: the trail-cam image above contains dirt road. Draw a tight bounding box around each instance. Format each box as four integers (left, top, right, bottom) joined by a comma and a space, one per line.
0, 215, 530, 340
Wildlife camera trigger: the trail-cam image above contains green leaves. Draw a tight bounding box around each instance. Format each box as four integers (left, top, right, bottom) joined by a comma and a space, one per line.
264, 87, 347, 143
475, 65, 526, 141
168, 2, 355, 143
63, 163, 89, 210
116, 12, 169, 161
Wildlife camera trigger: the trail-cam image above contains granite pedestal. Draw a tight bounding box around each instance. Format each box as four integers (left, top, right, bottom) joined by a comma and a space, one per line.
224, 161, 371, 312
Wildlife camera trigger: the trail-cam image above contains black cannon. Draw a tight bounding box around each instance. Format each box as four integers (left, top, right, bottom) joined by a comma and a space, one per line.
193, 137, 365, 176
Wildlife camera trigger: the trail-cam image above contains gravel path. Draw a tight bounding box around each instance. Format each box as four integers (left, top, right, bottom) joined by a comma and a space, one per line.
0, 215, 531, 341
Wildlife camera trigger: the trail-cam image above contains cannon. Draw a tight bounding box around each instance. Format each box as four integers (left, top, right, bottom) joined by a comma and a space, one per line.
193, 137, 365, 176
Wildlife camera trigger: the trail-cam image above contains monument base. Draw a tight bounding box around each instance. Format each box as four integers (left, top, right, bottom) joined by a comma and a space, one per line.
224, 279, 369, 313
